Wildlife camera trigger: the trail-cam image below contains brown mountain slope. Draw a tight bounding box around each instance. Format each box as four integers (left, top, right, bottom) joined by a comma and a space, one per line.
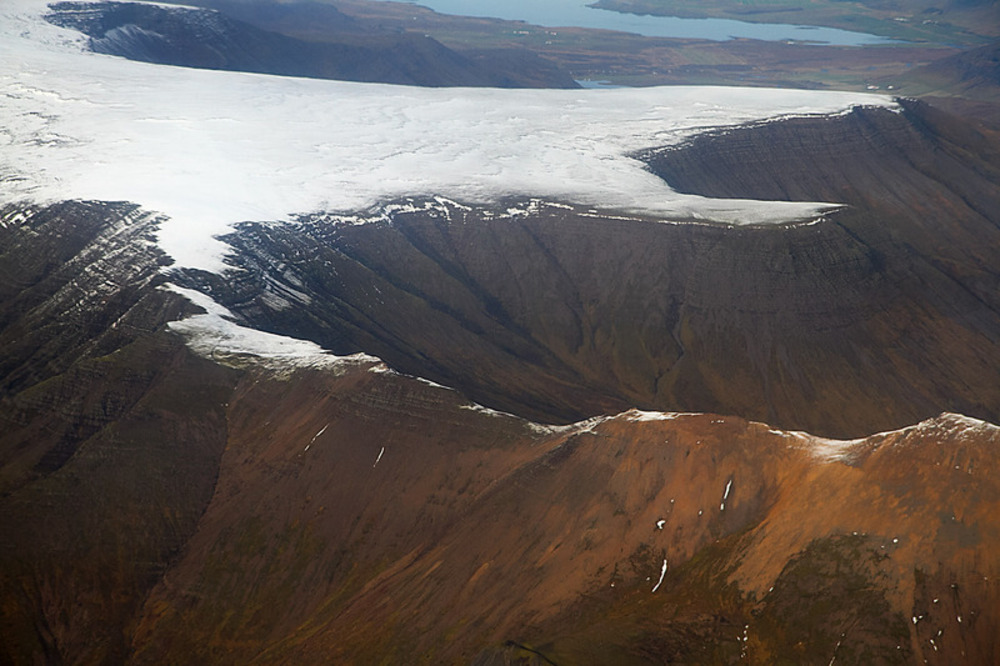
103, 348, 1000, 665
1, 196, 999, 663
4, 328, 999, 664
887, 40, 1000, 100
0, 333, 236, 665
0, 202, 238, 665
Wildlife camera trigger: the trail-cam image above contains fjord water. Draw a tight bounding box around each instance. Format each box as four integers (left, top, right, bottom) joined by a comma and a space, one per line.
386, 0, 894, 45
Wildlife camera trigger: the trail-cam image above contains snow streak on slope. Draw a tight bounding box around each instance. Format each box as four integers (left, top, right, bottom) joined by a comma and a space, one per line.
164, 284, 381, 372
0, 0, 897, 273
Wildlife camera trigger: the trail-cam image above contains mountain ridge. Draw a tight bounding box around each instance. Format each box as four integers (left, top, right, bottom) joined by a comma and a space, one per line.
1, 188, 999, 663
45, 0, 580, 88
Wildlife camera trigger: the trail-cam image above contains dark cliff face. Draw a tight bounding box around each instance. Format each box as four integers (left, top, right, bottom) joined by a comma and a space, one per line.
176, 100, 1000, 438
0, 201, 189, 398
44, 1, 580, 89
0, 202, 236, 664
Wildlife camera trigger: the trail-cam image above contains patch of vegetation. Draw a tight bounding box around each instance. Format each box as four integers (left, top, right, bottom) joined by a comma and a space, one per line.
750, 534, 912, 664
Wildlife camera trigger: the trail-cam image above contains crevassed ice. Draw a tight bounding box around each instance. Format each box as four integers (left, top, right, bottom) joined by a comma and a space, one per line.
0, 0, 897, 273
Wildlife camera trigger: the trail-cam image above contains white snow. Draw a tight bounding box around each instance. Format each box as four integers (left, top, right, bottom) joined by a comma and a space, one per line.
651, 558, 668, 593
620, 409, 708, 423
304, 424, 328, 452
460, 401, 563, 435
311, 424, 329, 443
0, 0, 897, 273
766, 424, 869, 463
164, 285, 380, 370
721, 478, 733, 511
624, 409, 682, 422
788, 411, 1000, 463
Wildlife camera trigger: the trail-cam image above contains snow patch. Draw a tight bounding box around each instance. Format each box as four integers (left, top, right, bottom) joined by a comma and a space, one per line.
460, 402, 562, 435
622, 408, 701, 422
651, 559, 668, 593
624, 409, 676, 422
164, 285, 380, 371
721, 478, 733, 511
912, 413, 1000, 441
790, 412, 1000, 463
311, 424, 329, 443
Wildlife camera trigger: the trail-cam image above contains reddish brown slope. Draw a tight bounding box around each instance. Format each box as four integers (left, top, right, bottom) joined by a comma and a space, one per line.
0, 334, 236, 665
121, 351, 1000, 665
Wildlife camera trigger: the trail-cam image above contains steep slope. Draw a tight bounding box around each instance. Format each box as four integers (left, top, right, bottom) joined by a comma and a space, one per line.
44, 1, 579, 88
178, 99, 1000, 438
889, 40, 1000, 100
0, 201, 209, 498
80, 354, 1000, 665
0, 201, 181, 398
640, 97, 1000, 313
5, 317, 1000, 664
1, 195, 998, 664
0, 201, 237, 664
0, 333, 236, 665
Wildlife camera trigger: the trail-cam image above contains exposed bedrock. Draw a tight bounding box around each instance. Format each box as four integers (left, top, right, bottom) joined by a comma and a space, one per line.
186, 100, 1000, 438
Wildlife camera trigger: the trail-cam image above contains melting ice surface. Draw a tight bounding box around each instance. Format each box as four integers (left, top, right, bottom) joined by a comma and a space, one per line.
0, 0, 897, 273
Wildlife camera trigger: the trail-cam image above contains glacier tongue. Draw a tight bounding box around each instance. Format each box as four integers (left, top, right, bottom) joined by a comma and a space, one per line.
0, 0, 897, 273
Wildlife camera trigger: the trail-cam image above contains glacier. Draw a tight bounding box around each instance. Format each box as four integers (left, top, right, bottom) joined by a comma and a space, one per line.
1, 0, 897, 273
